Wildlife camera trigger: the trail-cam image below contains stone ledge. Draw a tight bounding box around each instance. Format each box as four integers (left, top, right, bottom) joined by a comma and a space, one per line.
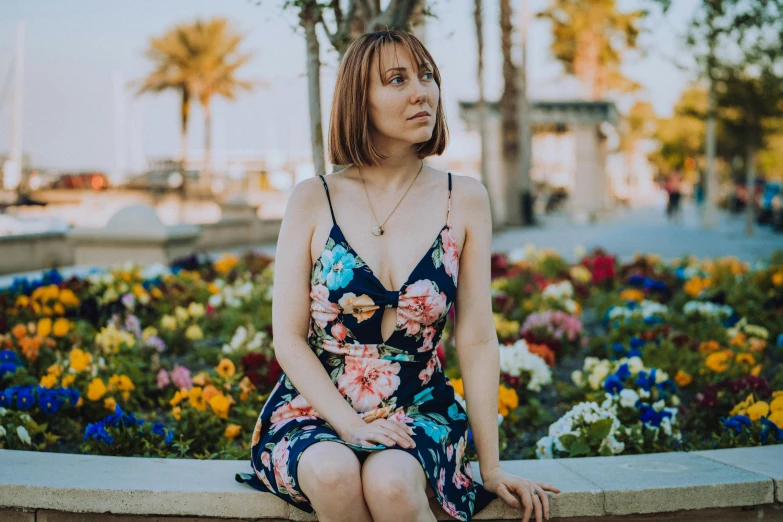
0, 447, 780, 520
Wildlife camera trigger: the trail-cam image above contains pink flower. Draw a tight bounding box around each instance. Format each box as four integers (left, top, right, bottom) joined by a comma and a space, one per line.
270, 394, 321, 431
272, 438, 300, 499
252, 416, 264, 447
417, 325, 437, 352
397, 280, 447, 336
440, 227, 459, 285
418, 355, 437, 385
389, 408, 414, 424
170, 364, 192, 390
331, 322, 348, 341
260, 450, 271, 468
156, 369, 170, 389
338, 356, 401, 412
446, 443, 454, 461
310, 284, 340, 328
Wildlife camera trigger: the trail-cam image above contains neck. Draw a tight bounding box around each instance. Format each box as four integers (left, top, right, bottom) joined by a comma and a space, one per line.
357, 153, 423, 189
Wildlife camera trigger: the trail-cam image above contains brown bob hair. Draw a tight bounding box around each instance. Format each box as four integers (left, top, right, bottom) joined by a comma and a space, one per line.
328, 29, 449, 167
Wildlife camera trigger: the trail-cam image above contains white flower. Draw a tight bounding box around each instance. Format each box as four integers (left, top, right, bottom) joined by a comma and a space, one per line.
619, 389, 640, 408
626, 356, 645, 375
535, 436, 554, 459
497, 413, 504, 426
208, 294, 223, 308
0, 407, 6, 416
683, 301, 734, 318
16, 426, 31, 445
660, 417, 672, 436
499, 340, 552, 392
571, 370, 584, 387
0, 425, 6, 437
652, 399, 665, 412
638, 388, 651, 399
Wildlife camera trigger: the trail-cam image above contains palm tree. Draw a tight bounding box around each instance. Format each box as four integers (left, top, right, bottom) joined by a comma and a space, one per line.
473, 0, 494, 224
136, 18, 255, 188
538, 0, 644, 100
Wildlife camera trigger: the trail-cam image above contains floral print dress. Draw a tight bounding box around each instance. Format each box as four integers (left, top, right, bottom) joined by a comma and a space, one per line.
236, 172, 497, 521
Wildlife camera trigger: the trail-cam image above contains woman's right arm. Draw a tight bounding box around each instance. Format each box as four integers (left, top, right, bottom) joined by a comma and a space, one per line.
271, 178, 365, 440
271, 178, 414, 448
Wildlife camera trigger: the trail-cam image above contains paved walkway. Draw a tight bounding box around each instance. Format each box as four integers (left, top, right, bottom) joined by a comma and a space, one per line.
491, 201, 782, 264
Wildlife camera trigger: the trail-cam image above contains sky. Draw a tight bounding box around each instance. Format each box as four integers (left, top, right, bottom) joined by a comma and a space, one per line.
0, 0, 700, 172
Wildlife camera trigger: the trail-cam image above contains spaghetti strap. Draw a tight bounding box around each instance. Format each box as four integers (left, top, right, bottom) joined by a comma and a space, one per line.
446, 172, 452, 227
318, 174, 337, 226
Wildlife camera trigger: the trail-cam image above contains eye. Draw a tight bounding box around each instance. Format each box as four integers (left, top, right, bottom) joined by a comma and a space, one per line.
423, 72, 434, 80
390, 76, 404, 85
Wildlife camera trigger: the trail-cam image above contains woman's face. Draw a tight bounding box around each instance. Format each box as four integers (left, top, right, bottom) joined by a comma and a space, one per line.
367, 43, 439, 150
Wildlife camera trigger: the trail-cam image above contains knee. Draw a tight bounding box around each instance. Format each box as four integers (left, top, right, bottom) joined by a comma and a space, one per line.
298, 443, 362, 495
362, 464, 425, 508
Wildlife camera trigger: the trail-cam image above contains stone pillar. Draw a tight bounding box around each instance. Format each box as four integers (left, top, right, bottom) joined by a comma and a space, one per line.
570, 123, 611, 224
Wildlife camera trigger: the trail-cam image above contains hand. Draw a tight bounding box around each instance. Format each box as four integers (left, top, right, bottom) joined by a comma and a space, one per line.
481, 467, 560, 522
340, 418, 417, 449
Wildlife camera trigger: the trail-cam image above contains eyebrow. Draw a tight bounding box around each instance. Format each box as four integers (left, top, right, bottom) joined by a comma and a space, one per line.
384, 64, 432, 74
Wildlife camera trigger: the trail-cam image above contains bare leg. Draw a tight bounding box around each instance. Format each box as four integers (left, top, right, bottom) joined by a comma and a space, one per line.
361, 449, 437, 522
297, 441, 373, 522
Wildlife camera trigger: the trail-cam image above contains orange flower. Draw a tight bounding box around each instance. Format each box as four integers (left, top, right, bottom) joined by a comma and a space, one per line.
202, 384, 220, 403
18, 336, 43, 361
11, 324, 26, 339
705, 350, 733, 372
699, 340, 721, 354
619, 289, 645, 302
104, 397, 117, 411
224, 424, 241, 439
735, 353, 755, 366
674, 370, 692, 387
216, 358, 236, 379
729, 332, 746, 348
527, 343, 556, 367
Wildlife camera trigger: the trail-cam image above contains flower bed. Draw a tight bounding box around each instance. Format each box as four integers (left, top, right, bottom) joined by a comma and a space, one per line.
1, 247, 782, 460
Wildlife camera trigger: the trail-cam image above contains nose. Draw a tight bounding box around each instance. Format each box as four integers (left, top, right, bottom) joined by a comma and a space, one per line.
410, 77, 428, 104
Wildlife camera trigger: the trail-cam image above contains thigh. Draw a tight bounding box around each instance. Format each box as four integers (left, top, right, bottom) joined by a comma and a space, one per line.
361, 448, 429, 495
297, 441, 363, 496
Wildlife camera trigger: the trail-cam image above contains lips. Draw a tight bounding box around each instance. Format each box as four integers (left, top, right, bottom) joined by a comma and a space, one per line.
409, 111, 430, 119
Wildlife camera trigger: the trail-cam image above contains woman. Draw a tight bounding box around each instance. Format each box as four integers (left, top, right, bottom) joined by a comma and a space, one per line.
236, 30, 560, 522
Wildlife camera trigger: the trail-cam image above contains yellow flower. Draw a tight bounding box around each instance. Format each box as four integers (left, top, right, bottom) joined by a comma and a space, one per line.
498, 384, 519, 417
185, 324, 203, 341
619, 289, 644, 302
104, 397, 117, 411
751, 365, 762, 377
207, 282, 221, 295
151, 287, 163, 299
735, 353, 755, 365
169, 388, 189, 407
187, 302, 205, 318
214, 254, 240, 274
224, 424, 242, 439
47, 363, 63, 377
37, 318, 52, 338
569, 265, 592, 283
69, 348, 92, 373
450, 378, 464, 397
189, 387, 207, 411
15, 295, 30, 308
58, 288, 80, 307
172, 406, 182, 420
705, 350, 733, 372
53, 318, 71, 337
208, 393, 231, 419
202, 384, 220, 403
216, 358, 236, 379
684, 276, 710, 297
87, 377, 107, 401
160, 315, 177, 330
61, 374, 76, 388
747, 401, 770, 422
674, 370, 692, 387
772, 272, 783, 286
175, 306, 190, 322
239, 376, 256, 401
768, 410, 783, 429
770, 395, 783, 413
192, 372, 210, 387
53, 302, 65, 316
730, 393, 755, 416
493, 313, 520, 340
39, 373, 58, 389
109, 374, 135, 392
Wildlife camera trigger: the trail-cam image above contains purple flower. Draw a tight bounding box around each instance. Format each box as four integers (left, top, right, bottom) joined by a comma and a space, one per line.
144, 335, 167, 353
156, 369, 171, 390
121, 293, 136, 310
170, 364, 192, 390
124, 314, 142, 337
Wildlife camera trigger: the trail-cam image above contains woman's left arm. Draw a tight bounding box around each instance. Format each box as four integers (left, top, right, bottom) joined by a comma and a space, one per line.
452, 177, 560, 522
452, 176, 501, 477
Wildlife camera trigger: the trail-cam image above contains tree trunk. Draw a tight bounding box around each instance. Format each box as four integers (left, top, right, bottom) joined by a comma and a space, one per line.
180, 86, 190, 169
745, 144, 756, 236
301, 3, 326, 177
474, 0, 495, 225
203, 99, 212, 191
518, 0, 534, 225
500, 0, 521, 226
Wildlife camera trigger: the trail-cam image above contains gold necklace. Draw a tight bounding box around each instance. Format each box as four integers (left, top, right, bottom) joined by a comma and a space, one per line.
358, 160, 424, 236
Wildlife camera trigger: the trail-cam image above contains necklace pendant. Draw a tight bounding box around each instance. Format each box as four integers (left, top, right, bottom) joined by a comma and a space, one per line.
372, 225, 384, 236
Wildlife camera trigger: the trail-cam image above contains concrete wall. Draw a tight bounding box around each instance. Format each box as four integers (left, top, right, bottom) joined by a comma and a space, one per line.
0, 233, 74, 275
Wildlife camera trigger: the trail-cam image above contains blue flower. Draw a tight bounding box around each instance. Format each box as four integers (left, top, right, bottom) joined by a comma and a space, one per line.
15, 386, 35, 411
0, 389, 13, 407
760, 418, 783, 444
42, 268, 63, 286
628, 347, 643, 359
777, 333, 783, 348
674, 267, 687, 280
0, 362, 18, 378
644, 316, 663, 325
656, 379, 678, 399
630, 337, 645, 350
164, 428, 174, 445
616, 363, 631, 381
105, 404, 144, 428
635, 369, 657, 391
721, 415, 751, 434
320, 246, 357, 290
0, 350, 21, 364
612, 342, 625, 354
604, 374, 624, 394
639, 403, 673, 427
66, 388, 80, 406
85, 421, 114, 444
37, 388, 62, 415
151, 422, 166, 436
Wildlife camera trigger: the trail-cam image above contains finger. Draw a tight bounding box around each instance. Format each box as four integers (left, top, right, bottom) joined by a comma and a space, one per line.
383, 420, 416, 446
507, 481, 533, 522
495, 482, 521, 511
530, 487, 543, 522
378, 427, 414, 449
540, 482, 561, 493
535, 484, 550, 519
367, 432, 397, 447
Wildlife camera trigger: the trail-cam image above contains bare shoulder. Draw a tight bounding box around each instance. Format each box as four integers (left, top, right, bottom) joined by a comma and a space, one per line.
450, 173, 490, 218
283, 175, 327, 223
